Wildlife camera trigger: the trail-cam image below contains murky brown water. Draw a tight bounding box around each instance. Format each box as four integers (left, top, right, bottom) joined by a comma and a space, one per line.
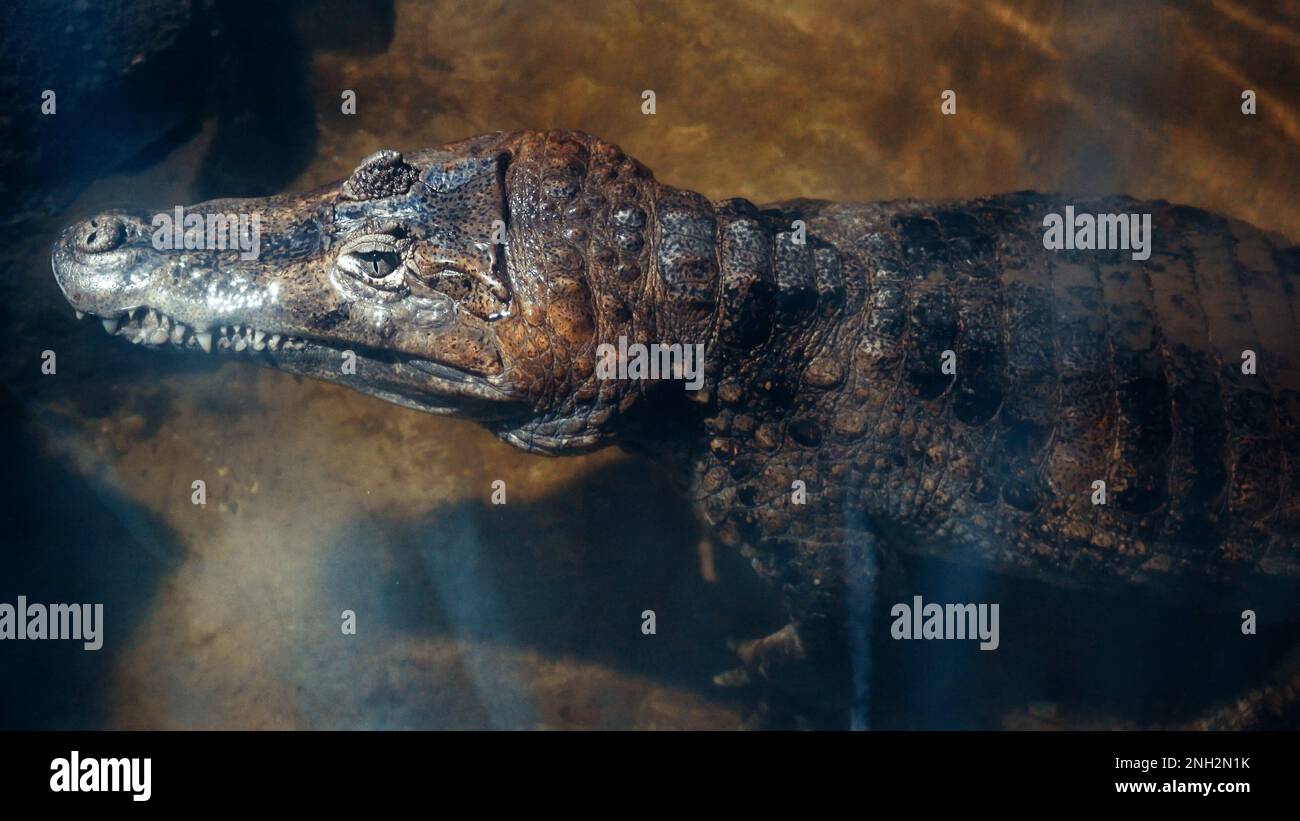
6, 0, 1300, 729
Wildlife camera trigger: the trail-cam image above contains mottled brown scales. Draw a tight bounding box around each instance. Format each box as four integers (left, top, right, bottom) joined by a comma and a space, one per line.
665, 189, 1300, 684
700, 195, 1300, 612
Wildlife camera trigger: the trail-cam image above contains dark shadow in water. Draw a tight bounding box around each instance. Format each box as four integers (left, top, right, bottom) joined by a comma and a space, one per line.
872, 552, 1300, 729
320, 458, 785, 710
1, 1, 214, 223
194, 0, 396, 199
0, 392, 180, 730
316, 450, 1300, 728
1, 1, 396, 223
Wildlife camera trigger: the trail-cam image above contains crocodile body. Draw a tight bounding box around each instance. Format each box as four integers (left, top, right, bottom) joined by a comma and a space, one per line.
689, 193, 1300, 659
50, 130, 1300, 723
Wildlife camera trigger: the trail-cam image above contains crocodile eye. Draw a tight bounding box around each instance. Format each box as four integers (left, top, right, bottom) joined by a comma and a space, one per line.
337, 234, 408, 292
353, 249, 400, 278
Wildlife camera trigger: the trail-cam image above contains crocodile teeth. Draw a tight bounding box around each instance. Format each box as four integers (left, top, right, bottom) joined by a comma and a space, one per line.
96, 307, 290, 355
75, 310, 85, 320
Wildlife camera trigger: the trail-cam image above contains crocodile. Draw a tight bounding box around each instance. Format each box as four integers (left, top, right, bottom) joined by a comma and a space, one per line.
50, 130, 1300, 728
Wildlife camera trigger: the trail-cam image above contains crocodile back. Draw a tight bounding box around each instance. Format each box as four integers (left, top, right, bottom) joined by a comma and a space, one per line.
693, 193, 1300, 588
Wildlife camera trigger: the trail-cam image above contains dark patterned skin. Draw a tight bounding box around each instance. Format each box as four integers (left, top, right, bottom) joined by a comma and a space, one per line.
689, 194, 1300, 667
51, 131, 1300, 724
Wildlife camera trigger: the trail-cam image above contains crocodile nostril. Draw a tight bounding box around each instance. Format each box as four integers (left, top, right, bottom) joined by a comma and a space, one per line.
77, 216, 125, 253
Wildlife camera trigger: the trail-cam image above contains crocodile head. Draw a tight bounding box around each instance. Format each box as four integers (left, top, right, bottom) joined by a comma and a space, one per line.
52, 131, 719, 453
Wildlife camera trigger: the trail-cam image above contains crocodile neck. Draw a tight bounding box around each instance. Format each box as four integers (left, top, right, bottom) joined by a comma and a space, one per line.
623, 192, 864, 501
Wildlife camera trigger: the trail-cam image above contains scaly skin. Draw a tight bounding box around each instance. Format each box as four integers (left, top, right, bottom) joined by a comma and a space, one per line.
50, 131, 1300, 723
689, 193, 1300, 673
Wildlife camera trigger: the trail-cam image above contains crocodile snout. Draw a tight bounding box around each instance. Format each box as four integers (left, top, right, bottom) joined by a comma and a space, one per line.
72, 214, 126, 254
51, 210, 159, 318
